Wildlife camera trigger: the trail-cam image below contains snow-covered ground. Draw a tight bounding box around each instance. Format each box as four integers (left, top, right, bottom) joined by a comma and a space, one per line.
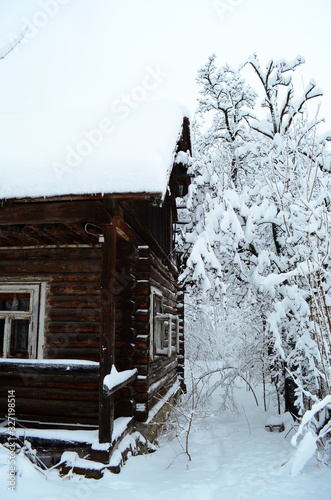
1, 381, 330, 500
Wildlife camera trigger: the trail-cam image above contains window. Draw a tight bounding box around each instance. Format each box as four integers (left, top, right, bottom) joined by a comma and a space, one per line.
0, 283, 45, 359
150, 287, 180, 359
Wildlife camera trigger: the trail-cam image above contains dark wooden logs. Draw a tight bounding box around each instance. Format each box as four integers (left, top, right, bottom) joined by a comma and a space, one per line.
98, 223, 116, 444
0, 362, 99, 425
0, 192, 186, 439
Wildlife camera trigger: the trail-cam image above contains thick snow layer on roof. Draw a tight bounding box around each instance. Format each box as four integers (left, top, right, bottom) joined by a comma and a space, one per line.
0, 101, 187, 199
0, 1, 188, 200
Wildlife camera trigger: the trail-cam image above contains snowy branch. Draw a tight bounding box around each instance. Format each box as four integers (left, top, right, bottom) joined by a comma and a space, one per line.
0, 31, 25, 60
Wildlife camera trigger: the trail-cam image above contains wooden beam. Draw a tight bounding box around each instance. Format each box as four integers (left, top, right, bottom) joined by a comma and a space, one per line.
103, 371, 137, 398
6, 192, 161, 204
112, 215, 139, 243
98, 223, 116, 445
0, 200, 108, 226
120, 202, 178, 275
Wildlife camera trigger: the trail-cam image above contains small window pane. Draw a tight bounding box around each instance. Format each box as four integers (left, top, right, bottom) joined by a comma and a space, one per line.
0, 319, 4, 357
9, 319, 29, 358
153, 294, 165, 353
19, 297, 30, 311
0, 293, 30, 312
155, 320, 165, 351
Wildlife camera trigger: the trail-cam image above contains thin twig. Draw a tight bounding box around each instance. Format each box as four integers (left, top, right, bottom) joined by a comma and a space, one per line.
241, 404, 251, 434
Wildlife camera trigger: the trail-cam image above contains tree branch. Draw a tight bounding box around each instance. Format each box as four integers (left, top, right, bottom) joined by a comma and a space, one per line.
0, 31, 25, 60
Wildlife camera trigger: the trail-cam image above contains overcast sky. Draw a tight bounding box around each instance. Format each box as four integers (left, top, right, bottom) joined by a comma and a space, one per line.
0, 0, 330, 128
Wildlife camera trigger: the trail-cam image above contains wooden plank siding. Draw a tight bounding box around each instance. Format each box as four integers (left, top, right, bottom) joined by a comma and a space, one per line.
0, 242, 102, 426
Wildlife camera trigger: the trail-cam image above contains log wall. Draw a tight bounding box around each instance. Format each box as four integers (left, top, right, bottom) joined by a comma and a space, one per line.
0, 361, 99, 425
134, 245, 180, 422
113, 239, 138, 419
0, 244, 102, 426
0, 207, 185, 430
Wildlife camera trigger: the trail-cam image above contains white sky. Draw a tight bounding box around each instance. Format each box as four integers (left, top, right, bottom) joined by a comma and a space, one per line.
0, 0, 330, 126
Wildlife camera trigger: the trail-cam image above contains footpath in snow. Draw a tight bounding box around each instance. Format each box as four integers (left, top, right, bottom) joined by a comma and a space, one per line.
1, 383, 330, 500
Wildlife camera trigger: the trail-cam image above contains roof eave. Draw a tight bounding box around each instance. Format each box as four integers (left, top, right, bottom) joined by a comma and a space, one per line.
3, 191, 163, 204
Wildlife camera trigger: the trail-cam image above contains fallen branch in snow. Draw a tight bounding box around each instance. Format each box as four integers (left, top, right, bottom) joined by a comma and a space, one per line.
2, 437, 48, 478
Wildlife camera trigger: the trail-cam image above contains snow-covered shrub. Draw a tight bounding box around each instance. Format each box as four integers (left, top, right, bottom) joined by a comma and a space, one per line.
290, 395, 331, 474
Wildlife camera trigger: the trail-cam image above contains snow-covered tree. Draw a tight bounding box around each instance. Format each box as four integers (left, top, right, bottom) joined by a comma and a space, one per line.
180, 54, 331, 424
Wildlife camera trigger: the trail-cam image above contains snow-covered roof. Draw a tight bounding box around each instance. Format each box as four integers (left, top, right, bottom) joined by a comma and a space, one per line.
0, 102, 187, 200
0, 2, 189, 201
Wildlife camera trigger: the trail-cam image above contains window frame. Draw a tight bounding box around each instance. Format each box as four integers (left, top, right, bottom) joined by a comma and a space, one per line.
150, 286, 179, 360
0, 283, 46, 359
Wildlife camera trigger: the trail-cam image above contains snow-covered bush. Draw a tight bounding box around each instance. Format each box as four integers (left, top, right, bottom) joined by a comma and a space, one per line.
291, 395, 331, 474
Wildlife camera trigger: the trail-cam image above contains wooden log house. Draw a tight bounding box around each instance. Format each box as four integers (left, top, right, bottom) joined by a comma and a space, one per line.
0, 106, 191, 468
